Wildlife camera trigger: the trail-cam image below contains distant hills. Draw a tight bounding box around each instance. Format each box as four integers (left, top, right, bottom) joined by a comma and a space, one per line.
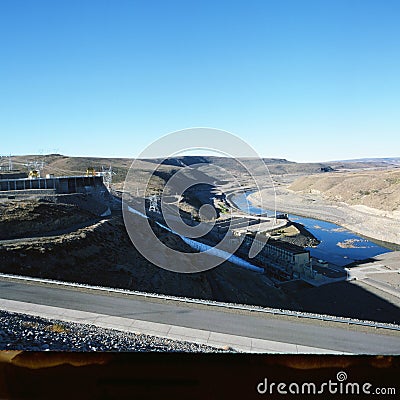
4, 154, 399, 187
333, 157, 400, 165
289, 167, 400, 213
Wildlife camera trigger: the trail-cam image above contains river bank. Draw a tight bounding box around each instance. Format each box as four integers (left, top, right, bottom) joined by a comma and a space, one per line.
227, 193, 320, 249
248, 187, 400, 247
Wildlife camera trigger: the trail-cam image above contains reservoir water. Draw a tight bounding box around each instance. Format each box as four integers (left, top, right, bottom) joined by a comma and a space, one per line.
231, 192, 392, 267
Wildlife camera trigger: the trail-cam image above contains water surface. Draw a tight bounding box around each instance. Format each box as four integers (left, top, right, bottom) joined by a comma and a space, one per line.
231, 192, 392, 267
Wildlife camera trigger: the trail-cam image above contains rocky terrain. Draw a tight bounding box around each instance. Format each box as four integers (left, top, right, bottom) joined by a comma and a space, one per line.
275, 221, 320, 248
1, 197, 400, 323
2, 155, 400, 325
0, 199, 96, 240
0, 199, 290, 309
0, 310, 230, 352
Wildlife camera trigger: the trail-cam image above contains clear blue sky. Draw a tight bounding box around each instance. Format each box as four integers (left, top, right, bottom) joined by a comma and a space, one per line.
1, 0, 399, 162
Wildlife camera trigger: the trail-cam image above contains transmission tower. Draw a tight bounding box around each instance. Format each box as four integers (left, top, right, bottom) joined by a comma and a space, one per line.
148, 194, 160, 213
101, 165, 114, 191
27, 160, 45, 177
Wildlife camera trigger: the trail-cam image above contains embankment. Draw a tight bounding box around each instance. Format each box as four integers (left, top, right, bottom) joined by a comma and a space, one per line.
248, 188, 400, 246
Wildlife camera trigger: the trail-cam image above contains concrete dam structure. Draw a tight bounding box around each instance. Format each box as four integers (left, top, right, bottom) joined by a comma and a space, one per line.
0, 175, 104, 194
0, 175, 113, 216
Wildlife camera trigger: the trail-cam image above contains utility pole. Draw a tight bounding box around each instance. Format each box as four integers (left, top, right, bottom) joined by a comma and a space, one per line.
9, 154, 13, 171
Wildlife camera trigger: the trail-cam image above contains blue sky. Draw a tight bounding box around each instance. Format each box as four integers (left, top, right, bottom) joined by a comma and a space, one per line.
1, 0, 399, 162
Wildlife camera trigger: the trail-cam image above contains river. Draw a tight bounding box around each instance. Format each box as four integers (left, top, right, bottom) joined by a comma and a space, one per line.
230, 192, 392, 267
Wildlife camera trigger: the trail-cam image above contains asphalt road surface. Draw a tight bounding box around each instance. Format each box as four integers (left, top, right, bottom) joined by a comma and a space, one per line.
1, 278, 399, 354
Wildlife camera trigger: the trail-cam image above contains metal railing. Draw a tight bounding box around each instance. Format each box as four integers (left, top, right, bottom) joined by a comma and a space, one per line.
0, 273, 399, 332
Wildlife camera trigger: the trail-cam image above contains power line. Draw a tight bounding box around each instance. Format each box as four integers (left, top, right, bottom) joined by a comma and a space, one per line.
27, 160, 45, 178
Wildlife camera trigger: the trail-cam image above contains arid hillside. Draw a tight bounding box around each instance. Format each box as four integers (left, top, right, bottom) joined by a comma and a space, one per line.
0, 200, 96, 240
7, 154, 396, 190
2, 159, 400, 321
0, 199, 290, 309
289, 169, 400, 213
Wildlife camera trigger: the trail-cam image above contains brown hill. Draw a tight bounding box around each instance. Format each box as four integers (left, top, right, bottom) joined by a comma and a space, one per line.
8, 154, 395, 193
289, 169, 400, 212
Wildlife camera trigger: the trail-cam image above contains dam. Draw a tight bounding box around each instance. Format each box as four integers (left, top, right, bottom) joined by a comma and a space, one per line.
0, 175, 112, 216
0, 175, 104, 194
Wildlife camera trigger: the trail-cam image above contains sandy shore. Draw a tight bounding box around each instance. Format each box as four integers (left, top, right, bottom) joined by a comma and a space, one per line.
248, 187, 400, 246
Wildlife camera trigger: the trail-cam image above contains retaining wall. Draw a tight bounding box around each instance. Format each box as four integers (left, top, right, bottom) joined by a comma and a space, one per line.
0, 175, 112, 216
0, 175, 104, 194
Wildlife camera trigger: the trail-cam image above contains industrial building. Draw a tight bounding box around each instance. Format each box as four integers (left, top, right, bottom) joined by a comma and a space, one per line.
243, 233, 315, 280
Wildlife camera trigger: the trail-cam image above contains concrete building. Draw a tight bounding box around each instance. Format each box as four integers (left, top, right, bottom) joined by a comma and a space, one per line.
243, 233, 315, 280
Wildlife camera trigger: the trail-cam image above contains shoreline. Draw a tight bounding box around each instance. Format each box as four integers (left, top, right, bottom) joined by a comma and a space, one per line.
247, 189, 400, 248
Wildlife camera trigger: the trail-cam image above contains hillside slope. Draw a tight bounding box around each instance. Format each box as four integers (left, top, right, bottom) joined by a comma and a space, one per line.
8, 154, 395, 188
0, 199, 289, 309
289, 169, 400, 214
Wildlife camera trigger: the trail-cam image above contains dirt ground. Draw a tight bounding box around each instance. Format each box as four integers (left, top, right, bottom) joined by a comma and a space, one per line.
0, 199, 96, 240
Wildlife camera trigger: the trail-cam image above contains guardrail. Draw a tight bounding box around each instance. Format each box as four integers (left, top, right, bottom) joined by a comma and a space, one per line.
1, 273, 399, 332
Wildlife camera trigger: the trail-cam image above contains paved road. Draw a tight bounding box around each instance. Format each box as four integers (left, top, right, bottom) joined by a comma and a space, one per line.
1, 278, 400, 354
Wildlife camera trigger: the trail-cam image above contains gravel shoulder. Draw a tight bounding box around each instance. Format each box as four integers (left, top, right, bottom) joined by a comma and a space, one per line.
0, 310, 231, 352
